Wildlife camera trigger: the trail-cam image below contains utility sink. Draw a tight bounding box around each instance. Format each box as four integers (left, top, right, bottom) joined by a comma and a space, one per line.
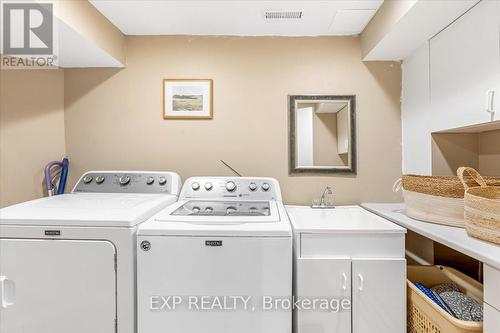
289, 205, 407, 333
286, 205, 406, 234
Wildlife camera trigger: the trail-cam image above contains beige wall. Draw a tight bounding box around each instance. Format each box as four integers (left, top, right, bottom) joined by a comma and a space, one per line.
432, 133, 479, 176
360, 0, 416, 59
64, 36, 402, 205
313, 113, 346, 166
432, 129, 500, 177
0, 69, 66, 207
56, 0, 126, 65
479, 129, 500, 176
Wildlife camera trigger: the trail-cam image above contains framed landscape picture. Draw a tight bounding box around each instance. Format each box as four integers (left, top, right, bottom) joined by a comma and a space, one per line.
163, 79, 213, 119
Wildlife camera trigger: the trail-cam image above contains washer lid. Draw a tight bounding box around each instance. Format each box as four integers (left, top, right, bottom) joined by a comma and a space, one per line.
155, 200, 280, 224
0, 193, 178, 227
171, 200, 272, 217
138, 200, 291, 237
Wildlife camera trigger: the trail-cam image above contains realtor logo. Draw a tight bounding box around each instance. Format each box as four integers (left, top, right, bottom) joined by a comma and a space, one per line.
1, 1, 57, 68
3, 2, 53, 54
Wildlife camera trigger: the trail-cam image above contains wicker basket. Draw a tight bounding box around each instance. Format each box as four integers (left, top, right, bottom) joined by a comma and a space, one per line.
399, 174, 500, 227
458, 167, 500, 244
407, 265, 483, 333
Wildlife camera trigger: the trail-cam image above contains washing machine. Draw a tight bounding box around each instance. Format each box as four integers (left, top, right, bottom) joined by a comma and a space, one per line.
137, 177, 292, 333
0, 171, 181, 333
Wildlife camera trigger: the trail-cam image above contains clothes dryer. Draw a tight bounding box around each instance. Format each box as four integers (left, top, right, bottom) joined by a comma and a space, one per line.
0, 171, 181, 333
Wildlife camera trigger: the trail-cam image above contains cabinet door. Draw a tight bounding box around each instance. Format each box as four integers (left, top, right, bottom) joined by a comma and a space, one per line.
484, 303, 500, 333
0, 239, 116, 333
402, 42, 432, 175
484, 264, 500, 311
295, 258, 351, 333
352, 258, 406, 333
430, 0, 500, 132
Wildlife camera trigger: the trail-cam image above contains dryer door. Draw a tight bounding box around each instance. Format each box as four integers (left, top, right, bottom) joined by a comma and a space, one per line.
0, 239, 116, 333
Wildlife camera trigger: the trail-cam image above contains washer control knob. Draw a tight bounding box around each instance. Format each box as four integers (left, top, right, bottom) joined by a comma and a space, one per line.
140, 241, 151, 251
226, 181, 237, 192
192, 182, 200, 191
119, 175, 131, 186
146, 176, 155, 185
261, 183, 271, 191
249, 182, 257, 191
95, 176, 105, 184
204, 182, 213, 191
83, 175, 93, 184
158, 177, 167, 186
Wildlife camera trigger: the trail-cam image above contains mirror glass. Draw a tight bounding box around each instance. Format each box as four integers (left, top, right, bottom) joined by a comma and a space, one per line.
289, 95, 356, 174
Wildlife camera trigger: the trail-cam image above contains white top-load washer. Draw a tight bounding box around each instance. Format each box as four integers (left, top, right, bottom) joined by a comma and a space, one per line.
0, 171, 181, 333
137, 177, 292, 333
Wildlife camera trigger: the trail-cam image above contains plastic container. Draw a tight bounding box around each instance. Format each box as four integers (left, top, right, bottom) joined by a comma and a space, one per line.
407, 265, 483, 333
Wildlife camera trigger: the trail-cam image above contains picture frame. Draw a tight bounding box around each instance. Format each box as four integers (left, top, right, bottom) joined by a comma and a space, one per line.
163, 79, 213, 119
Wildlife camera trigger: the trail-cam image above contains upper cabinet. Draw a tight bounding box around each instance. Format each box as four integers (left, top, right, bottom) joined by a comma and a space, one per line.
430, 0, 500, 132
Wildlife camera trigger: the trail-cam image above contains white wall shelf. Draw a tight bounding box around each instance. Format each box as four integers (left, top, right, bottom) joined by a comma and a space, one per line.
361, 202, 500, 333
434, 120, 500, 134
361, 203, 500, 270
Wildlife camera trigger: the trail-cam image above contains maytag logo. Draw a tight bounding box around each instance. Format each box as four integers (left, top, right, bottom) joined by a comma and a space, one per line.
205, 240, 222, 247
44, 230, 60, 236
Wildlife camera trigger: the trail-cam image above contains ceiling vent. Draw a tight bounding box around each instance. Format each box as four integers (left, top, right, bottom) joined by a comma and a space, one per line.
264, 11, 303, 20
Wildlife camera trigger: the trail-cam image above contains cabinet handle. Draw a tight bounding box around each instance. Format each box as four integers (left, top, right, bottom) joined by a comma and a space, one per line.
486, 90, 495, 113
0, 276, 15, 308
342, 273, 348, 291
357, 274, 364, 291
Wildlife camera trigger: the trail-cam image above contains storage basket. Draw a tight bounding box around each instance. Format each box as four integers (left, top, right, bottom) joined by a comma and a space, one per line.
407, 265, 483, 333
458, 167, 500, 244
398, 174, 500, 227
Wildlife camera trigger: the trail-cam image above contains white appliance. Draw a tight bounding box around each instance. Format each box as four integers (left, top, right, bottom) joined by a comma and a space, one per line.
286, 205, 406, 333
0, 171, 181, 333
137, 177, 292, 333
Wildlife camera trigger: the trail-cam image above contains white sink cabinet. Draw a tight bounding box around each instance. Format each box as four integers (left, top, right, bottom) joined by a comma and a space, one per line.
286, 205, 407, 333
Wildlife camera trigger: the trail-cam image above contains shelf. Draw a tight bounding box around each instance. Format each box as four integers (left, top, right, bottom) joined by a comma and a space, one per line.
361, 203, 500, 270
435, 120, 500, 134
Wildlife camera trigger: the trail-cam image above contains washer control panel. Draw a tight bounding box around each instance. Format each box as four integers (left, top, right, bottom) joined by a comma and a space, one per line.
180, 177, 282, 201
73, 171, 181, 194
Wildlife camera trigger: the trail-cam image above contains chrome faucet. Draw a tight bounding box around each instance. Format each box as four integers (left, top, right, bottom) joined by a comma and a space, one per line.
311, 186, 335, 209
